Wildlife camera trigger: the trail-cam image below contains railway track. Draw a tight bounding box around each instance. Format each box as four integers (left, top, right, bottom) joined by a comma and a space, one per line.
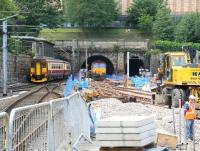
0, 83, 63, 113
0, 83, 38, 94
6, 82, 65, 150
90, 80, 155, 104
114, 86, 156, 104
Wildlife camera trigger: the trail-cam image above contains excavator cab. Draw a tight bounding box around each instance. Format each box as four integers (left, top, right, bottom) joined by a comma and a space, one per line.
158, 49, 200, 109
158, 53, 187, 81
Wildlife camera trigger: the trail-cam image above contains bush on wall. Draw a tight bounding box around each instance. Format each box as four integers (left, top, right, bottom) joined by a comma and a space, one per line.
154, 40, 200, 51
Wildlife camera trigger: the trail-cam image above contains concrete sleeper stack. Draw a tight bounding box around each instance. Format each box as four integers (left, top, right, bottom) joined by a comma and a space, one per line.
95, 116, 156, 147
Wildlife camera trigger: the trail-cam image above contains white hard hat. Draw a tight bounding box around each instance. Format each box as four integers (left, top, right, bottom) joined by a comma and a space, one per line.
189, 95, 196, 99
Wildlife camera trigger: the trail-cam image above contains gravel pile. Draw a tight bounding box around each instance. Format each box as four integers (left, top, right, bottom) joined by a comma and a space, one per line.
91, 98, 200, 149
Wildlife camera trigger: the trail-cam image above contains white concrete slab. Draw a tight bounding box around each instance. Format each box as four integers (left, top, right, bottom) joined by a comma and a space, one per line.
95, 136, 155, 147
96, 129, 155, 141
96, 123, 155, 134
96, 116, 154, 128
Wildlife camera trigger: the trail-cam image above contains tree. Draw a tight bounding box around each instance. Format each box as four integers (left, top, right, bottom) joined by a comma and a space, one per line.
64, 0, 118, 27
153, 7, 174, 40
127, 0, 162, 27
0, 0, 18, 19
14, 0, 63, 28
175, 13, 200, 42
138, 14, 153, 33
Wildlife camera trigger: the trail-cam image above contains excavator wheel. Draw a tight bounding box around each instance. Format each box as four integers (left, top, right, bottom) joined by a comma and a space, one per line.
162, 88, 170, 105
172, 89, 182, 108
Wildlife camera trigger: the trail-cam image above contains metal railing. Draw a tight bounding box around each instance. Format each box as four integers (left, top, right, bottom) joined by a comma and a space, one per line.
1, 92, 90, 151
0, 112, 9, 151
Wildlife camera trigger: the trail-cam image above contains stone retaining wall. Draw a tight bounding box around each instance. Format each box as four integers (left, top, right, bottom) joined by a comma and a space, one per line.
0, 52, 32, 83
150, 54, 161, 76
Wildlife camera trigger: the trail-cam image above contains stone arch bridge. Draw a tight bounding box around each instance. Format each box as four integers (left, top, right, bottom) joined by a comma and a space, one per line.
54, 40, 150, 76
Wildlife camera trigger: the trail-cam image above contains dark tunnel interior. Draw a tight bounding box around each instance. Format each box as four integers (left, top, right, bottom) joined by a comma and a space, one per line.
125, 56, 144, 77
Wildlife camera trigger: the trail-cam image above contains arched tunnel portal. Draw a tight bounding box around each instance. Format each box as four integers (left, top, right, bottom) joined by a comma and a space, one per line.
81, 55, 114, 75
125, 56, 144, 76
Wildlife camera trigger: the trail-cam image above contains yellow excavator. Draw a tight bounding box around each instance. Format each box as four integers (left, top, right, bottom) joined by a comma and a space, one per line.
158, 46, 200, 108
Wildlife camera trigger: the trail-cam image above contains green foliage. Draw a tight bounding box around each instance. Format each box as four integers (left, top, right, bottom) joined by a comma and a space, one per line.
40, 28, 151, 41
64, 0, 118, 27
113, 44, 120, 52
127, 0, 163, 27
15, 0, 63, 28
27, 51, 35, 57
138, 15, 153, 33
153, 7, 174, 40
0, 37, 24, 54
175, 13, 200, 42
145, 49, 161, 57
154, 40, 200, 51
8, 38, 21, 53
0, 0, 18, 19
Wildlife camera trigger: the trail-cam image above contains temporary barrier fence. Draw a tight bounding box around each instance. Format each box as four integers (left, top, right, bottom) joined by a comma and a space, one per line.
70, 133, 93, 151
0, 112, 9, 151
0, 92, 90, 151
8, 102, 50, 151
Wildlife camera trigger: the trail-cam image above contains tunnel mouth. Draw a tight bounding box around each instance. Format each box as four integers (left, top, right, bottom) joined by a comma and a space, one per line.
81, 55, 114, 75
125, 56, 144, 77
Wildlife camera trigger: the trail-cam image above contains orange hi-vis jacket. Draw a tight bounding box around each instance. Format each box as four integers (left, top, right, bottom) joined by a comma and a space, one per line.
184, 106, 196, 120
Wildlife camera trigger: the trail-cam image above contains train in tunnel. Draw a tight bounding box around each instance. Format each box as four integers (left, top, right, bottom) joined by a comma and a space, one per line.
30, 57, 71, 83
91, 60, 107, 75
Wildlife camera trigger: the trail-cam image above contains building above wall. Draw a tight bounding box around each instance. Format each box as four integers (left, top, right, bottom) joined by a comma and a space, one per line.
116, 0, 200, 16
12, 36, 55, 58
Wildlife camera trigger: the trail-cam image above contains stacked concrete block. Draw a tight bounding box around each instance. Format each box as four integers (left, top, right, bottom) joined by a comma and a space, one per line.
95, 116, 156, 147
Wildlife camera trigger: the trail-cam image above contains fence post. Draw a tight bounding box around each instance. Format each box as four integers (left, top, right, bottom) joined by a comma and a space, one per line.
48, 101, 54, 151
193, 121, 195, 151
64, 96, 72, 148
8, 109, 17, 151
5, 113, 9, 151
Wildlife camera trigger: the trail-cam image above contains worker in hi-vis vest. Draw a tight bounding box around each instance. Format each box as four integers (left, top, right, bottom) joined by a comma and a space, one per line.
183, 95, 196, 141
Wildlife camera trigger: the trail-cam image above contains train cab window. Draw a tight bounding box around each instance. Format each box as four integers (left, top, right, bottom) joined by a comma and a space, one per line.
31, 62, 35, 68
41, 63, 45, 68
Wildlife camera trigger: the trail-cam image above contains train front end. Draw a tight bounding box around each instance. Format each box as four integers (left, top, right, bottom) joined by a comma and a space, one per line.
30, 59, 47, 83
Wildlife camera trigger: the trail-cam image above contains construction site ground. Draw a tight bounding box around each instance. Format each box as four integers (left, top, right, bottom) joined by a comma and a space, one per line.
1, 79, 200, 150
78, 98, 200, 151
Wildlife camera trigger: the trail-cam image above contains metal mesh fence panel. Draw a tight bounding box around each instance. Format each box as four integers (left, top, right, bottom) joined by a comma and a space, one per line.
0, 112, 8, 151
50, 98, 69, 150
8, 102, 49, 151
64, 93, 90, 145
7, 92, 90, 151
